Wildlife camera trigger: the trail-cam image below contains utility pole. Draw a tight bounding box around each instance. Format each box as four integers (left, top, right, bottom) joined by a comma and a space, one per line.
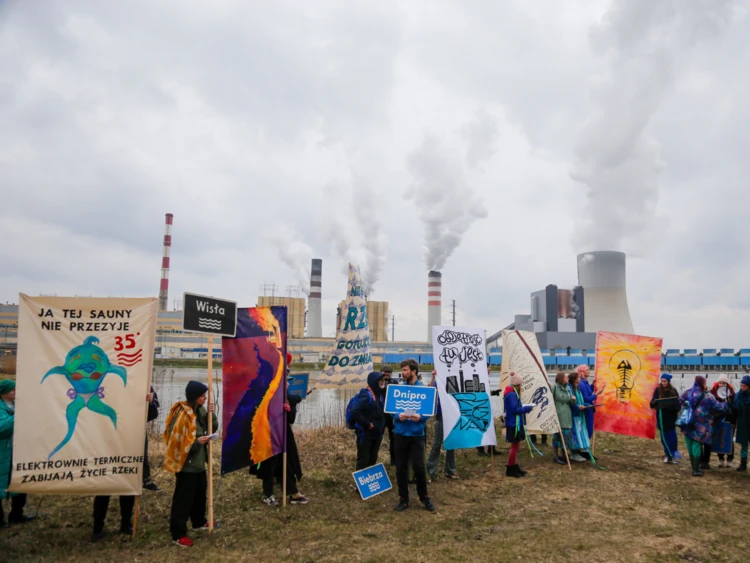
452, 300, 456, 326
391, 315, 395, 342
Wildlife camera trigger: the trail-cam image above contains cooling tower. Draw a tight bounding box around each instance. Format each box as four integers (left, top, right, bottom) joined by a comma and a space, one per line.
307, 258, 323, 337
577, 251, 634, 334
427, 270, 442, 341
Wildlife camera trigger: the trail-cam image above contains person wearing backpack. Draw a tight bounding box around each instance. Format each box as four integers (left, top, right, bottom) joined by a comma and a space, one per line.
679, 376, 729, 477
350, 371, 386, 470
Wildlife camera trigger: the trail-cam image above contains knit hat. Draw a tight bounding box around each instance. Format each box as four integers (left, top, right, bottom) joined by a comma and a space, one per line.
694, 375, 707, 390
185, 380, 208, 402
0, 379, 15, 396
510, 372, 523, 386
576, 365, 589, 377
717, 373, 729, 384
741, 375, 750, 387
660, 373, 673, 382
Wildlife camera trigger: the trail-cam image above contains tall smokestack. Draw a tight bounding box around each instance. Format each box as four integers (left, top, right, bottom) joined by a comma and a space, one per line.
158, 213, 173, 312
577, 251, 634, 334
427, 270, 442, 341
307, 258, 323, 337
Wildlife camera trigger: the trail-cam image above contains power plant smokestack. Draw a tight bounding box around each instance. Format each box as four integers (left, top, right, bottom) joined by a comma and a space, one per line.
427, 270, 442, 341
307, 258, 323, 337
158, 213, 173, 312
577, 251, 634, 335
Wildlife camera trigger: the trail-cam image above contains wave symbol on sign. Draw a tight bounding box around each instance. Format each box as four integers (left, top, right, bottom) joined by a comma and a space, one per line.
197, 318, 222, 330
395, 400, 421, 410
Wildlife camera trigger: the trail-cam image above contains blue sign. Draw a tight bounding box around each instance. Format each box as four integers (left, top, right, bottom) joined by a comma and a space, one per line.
711, 421, 733, 454
352, 463, 392, 500
287, 373, 309, 400
384, 384, 436, 417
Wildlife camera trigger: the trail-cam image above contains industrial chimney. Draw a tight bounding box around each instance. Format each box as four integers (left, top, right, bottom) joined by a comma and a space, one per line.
427, 270, 442, 341
158, 213, 173, 312
576, 251, 634, 334
307, 258, 323, 337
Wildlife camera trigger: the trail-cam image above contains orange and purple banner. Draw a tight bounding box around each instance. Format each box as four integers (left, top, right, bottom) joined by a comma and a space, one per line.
593, 331, 663, 440
221, 306, 287, 475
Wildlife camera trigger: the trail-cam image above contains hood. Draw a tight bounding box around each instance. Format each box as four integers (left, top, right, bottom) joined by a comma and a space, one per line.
503, 385, 517, 397
712, 381, 734, 392
367, 371, 385, 394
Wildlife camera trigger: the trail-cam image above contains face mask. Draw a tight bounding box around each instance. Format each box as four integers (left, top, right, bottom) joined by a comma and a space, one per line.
378, 380, 385, 389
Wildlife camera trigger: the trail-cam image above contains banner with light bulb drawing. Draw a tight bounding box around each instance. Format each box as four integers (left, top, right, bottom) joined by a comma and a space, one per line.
593, 331, 663, 440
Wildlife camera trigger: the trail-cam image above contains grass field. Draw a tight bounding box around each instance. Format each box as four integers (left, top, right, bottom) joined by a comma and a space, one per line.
2, 424, 749, 562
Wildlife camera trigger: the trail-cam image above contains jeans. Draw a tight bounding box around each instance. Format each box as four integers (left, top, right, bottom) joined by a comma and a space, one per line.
356, 437, 382, 470
93, 495, 135, 533
395, 435, 428, 502
170, 471, 208, 540
426, 416, 456, 477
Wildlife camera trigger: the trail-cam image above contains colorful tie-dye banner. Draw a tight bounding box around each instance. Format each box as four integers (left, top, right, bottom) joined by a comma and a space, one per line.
221, 306, 287, 475
593, 331, 663, 440
317, 263, 372, 388
432, 325, 496, 449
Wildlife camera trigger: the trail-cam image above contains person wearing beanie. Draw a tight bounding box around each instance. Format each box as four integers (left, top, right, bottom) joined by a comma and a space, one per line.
351, 371, 386, 470
380, 366, 397, 466
731, 375, 750, 472
0, 379, 34, 527
164, 380, 218, 547
650, 374, 681, 464
679, 376, 728, 477
503, 371, 534, 477
709, 374, 737, 468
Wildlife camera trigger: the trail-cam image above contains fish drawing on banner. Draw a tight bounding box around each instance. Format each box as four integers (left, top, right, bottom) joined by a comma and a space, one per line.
432, 327, 496, 450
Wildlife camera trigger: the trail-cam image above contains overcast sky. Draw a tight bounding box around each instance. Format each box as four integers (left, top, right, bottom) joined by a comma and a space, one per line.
2, 0, 749, 348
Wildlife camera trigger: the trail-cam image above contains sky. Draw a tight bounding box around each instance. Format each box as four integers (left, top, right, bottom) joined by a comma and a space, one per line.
1, 0, 749, 348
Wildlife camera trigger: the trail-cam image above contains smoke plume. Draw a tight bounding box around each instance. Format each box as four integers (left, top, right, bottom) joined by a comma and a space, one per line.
571, 0, 734, 252
353, 178, 387, 295
405, 134, 488, 271
270, 230, 313, 294
462, 109, 499, 169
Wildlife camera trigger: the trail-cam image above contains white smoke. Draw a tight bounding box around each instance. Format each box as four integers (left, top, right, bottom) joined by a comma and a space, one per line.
352, 177, 387, 295
571, 0, 735, 252
462, 109, 499, 169
269, 230, 313, 294
405, 134, 488, 271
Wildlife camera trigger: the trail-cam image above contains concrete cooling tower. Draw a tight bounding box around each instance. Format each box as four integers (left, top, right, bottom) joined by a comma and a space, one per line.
577, 251, 634, 335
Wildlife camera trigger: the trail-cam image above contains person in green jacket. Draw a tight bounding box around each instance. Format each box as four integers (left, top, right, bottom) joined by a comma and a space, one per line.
0, 379, 34, 527
550, 372, 575, 465
164, 380, 218, 548
733, 375, 750, 472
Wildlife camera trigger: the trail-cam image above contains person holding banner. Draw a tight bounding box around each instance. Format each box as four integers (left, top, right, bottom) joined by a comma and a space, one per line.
393, 359, 435, 513
550, 372, 575, 466
732, 375, 750, 472
568, 373, 592, 463
164, 380, 218, 547
679, 376, 728, 478
0, 379, 34, 527
503, 371, 535, 477
650, 374, 681, 464
576, 365, 603, 450
351, 371, 386, 470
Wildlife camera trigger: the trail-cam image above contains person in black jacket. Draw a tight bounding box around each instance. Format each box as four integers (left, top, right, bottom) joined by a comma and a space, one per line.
381, 366, 396, 465
650, 373, 681, 464
352, 371, 386, 470
143, 385, 161, 492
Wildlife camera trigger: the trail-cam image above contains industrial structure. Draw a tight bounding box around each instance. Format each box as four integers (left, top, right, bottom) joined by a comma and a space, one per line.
307, 258, 323, 337
158, 213, 173, 312
257, 296, 306, 338
336, 299, 389, 342
427, 270, 442, 341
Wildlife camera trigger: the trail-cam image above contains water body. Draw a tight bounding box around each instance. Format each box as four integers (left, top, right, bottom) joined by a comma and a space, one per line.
150, 367, 744, 432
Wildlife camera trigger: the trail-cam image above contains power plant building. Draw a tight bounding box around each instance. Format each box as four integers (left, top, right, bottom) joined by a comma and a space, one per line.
337, 300, 389, 341
257, 296, 306, 339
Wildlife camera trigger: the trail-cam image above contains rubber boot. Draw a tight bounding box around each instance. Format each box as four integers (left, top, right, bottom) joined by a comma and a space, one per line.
517, 465, 528, 477
505, 465, 522, 478
737, 458, 748, 473
690, 454, 703, 477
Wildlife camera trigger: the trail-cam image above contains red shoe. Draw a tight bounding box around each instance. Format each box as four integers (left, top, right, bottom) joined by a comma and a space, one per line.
173, 537, 194, 548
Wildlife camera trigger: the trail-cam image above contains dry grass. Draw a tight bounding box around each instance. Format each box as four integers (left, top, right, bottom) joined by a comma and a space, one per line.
2, 423, 749, 562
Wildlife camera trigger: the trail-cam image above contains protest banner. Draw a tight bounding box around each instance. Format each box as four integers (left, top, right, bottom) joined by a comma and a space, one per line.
499, 330, 560, 435
317, 263, 372, 388
384, 384, 437, 417
594, 331, 663, 440
287, 373, 310, 400
9, 294, 157, 495
221, 306, 287, 475
432, 326, 496, 450
352, 463, 392, 500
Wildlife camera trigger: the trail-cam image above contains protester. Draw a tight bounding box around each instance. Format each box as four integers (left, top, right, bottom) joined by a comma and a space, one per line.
503, 371, 534, 477
381, 366, 396, 466
568, 373, 590, 463
650, 373, 681, 464
351, 371, 386, 470
550, 372, 575, 465
709, 374, 736, 468
731, 375, 750, 472
576, 365, 604, 454
143, 385, 161, 492
393, 359, 435, 512
164, 380, 218, 547
0, 379, 34, 527
426, 370, 458, 482
679, 376, 728, 477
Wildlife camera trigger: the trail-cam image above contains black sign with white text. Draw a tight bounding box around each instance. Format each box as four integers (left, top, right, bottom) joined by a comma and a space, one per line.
183, 292, 237, 337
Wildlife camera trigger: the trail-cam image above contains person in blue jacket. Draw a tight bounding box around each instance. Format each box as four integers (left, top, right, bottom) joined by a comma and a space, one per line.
393, 359, 435, 513
576, 365, 604, 457
503, 371, 534, 478
351, 371, 386, 470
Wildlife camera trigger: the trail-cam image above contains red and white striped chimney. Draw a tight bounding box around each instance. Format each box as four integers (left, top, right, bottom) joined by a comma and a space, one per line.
427, 270, 442, 341
158, 213, 173, 311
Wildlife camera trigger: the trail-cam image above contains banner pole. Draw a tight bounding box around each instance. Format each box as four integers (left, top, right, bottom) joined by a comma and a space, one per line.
207, 335, 214, 534
132, 497, 140, 540
558, 420, 572, 471
490, 445, 495, 475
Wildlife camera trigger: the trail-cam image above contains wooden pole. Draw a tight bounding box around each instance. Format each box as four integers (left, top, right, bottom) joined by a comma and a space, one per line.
207, 335, 214, 533
558, 421, 572, 471
490, 445, 495, 475
132, 497, 140, 540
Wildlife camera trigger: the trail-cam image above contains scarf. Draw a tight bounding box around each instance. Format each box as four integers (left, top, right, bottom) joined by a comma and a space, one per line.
163, 401, 198, 473
657, 384, 677, 400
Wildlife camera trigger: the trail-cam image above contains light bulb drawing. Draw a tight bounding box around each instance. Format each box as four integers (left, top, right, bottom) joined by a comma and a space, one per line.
608, 349, 641, 403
